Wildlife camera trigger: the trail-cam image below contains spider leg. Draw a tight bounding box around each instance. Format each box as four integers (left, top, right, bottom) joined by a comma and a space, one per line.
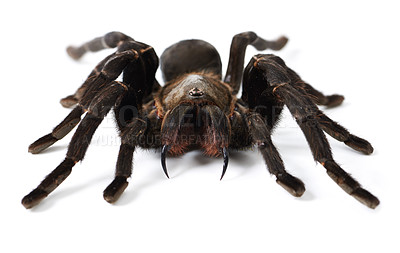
66, 31, 133, 60
275, 83, 379, 208
28, 106, 85, 154
22, 82, 128, 209
293, 79, 345, 107
244, 54, 379, 208
60, 32, 134, 107
285, 69, 373, 154
103, 42, 159, 202
225, 31, 288, 95
25, 33, 159, 207
62, 31, 160, 108
316, 111, 373, 154
28, 48, 138, 154
103, 118, 147, 203
247, 113, 305, 196
60, 54, 114, 108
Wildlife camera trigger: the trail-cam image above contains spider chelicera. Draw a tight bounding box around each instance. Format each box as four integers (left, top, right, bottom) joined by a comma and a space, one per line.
22, 31, 379, 209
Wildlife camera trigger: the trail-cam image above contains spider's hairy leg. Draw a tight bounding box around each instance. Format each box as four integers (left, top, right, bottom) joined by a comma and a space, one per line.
225, 31, 288, 94
244, 54, 379, 208
22, 82, 128, 209
62, 32, 152, 108
67, 31, 133, 60
28, 49, 138, 154
316, 111, 374, 155
247, 113, 305, 197
28, 75, 110, 154
103, 41, 159, 202
60, 54, 114, 108
22, 116, 102, 209
292, 80, 344, 108
103, 118, 147, 203
273, 83, 379, 209
28, 106, 84, 154
289, 78, 373, 154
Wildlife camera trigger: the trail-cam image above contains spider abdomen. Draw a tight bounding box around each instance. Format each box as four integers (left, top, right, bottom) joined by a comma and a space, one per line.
160, 40, 223, 82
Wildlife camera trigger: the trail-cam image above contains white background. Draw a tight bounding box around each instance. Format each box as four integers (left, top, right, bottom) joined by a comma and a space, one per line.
1, 0, 399, 252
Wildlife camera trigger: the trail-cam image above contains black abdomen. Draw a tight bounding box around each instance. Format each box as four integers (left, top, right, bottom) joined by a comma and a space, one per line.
160, 40, 222, 82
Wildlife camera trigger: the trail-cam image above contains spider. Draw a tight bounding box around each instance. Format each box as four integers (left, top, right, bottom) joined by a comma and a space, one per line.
22, 31, 379, 209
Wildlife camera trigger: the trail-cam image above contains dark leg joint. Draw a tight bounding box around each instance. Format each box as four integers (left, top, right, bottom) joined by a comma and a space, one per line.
104, 32, 130, 48
52, 107, 84, 139
323, 160, 360, 194
87, 81, 127, 118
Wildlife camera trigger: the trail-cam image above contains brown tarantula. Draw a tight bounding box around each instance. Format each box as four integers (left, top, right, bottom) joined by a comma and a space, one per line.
22, 31, 379, 209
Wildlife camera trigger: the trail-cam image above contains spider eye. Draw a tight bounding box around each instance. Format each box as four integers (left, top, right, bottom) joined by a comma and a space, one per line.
188, 87, 204, 97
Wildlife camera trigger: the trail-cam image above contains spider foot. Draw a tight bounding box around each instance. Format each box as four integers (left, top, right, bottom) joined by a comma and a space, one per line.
324, 160, 379, 209
28, 133, 58, 154
103, 176, 129, 203
60, 95, 79, 108
22, 158, 75, 209
66, 46, 86, 60
21, 188, 49, 209
268, 36, 289, 51
276, 173, 305, 197
28, 107, 84, 154
325, 94, 344, 108
344, 135, 374, 155
351, 188, 380, 209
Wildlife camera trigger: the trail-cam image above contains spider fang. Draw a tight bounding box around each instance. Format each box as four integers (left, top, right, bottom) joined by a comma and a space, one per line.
220, 147, 229, 180
161, 144, 170, 179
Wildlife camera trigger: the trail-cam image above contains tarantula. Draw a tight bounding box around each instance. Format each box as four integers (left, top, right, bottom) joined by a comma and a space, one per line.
22, 31, 379, 209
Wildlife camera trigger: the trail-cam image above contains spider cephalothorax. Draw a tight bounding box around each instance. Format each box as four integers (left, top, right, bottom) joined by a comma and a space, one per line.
157, 73, 234, 156
22, 31, 379, 209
